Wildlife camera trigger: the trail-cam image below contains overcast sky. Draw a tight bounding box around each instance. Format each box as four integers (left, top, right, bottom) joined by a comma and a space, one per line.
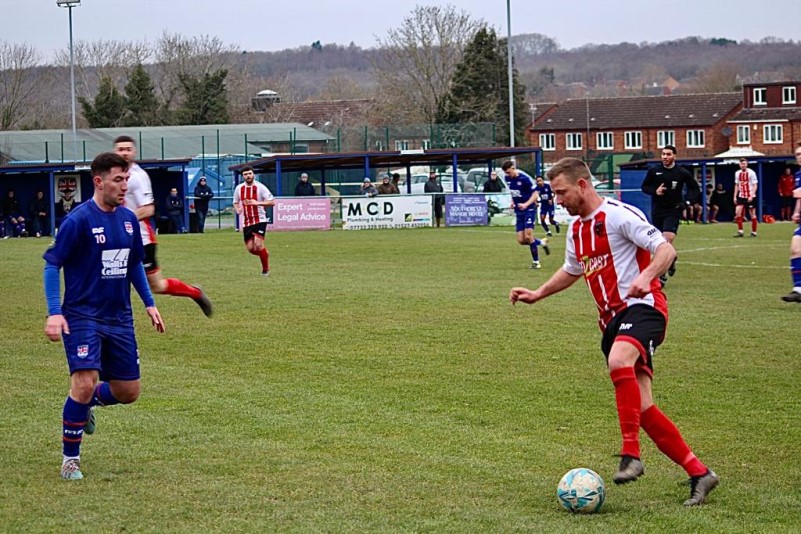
3, 0, 798, 61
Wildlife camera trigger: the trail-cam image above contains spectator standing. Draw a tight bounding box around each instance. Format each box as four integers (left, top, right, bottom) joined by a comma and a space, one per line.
733, 157, 759, 238
482, 170, 504, 193
294, 173, 316, 196
193, 177, 214, 233
510, 157, 718, 507
359, 178, 378, 198
391, 173, 401, 192
778, 167, 795, 222
377, 174, 399, 195
640, 145, 699, 285
424, 170, 445, 227
29, 189, 49, 237
165, 188, 185, 234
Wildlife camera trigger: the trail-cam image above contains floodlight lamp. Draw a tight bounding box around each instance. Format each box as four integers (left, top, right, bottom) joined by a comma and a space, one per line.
56, 0, 81, 7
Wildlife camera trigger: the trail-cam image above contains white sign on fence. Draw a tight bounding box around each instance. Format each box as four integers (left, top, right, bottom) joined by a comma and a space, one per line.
342, 196, 433, 230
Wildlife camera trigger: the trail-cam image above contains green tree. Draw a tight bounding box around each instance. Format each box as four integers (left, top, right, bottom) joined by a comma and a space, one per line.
175, 69, 229, 125
436, 27, 528, 146
123, 64, 161, 126
78, 76, 125, 128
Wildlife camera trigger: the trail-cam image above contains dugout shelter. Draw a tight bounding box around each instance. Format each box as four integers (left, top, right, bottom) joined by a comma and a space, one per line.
0, 158, 191, 235
620, 154, 798, 222
229, 147, 543, 197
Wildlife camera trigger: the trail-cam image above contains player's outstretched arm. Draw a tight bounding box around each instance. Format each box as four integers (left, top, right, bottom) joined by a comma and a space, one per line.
510, 268, 581, 306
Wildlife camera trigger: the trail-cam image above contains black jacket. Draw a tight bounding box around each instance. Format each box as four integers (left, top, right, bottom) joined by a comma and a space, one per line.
29, 196, 48, 218
166, 195, 183, 216
483, 178, 504, 193
294, 181, 316, 196
641, 164, 700, 213
193, 183, 214, 211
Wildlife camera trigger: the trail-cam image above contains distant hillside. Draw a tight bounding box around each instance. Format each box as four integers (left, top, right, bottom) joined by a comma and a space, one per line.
237, 36, 801, 101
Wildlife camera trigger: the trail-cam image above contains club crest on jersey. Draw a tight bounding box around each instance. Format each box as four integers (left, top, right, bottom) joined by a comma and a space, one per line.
76, 345, 89, 359
124, 221, 133, 235
594, 222, 605, 237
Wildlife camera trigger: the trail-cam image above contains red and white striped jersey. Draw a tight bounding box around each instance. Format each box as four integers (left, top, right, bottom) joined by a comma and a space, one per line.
735, 168, 758, 199
234, 181, 274, 227
563, 199, 668, 331
124, 163, 157, 246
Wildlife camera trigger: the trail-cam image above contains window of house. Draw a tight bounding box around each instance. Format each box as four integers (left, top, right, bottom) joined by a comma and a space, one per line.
422, 139, 432, 150
686, 130, 705, 148
596, 132, 613, 150
783, 86, 796, 104
736, 125, 751, 145
657, 130, 674, 148
539, 133, 555, 151
624, 131, 642, 149
764, 124, 783, 144
394, 140, 410, 150
753, 87, 767, 106
566, 133, 582, 150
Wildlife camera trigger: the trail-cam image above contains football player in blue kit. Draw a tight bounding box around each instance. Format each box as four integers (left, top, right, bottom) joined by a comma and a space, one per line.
43, 152, 165, 480
781, 144, 801, 303
535, 175, 560, 236
502, 160, 550, 268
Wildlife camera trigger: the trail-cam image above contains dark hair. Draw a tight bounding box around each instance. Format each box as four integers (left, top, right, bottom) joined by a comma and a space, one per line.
91, 152, 129, 176
392, 173, 400, 179
113, 135, 136, 145
662, 145, 677, 155
501, 160, 514, 171
739, 157, 748, 163
241, 165, 254, 173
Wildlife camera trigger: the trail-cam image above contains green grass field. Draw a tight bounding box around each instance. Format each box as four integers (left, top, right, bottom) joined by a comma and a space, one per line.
1, 223, 799, 532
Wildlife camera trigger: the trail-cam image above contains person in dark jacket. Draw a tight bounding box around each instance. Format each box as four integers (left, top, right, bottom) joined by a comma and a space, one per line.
29, 189, 50, 237
2, 189, 21, 237
165, 187, 184, 234
424, 170, 445, 227
482, 170, 504, 192
294, 173, 316, 196
193, 177, 214, 233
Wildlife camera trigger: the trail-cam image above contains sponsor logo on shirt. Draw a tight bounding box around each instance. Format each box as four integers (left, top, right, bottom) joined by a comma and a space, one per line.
582, 253, 610, 275
101, 248, 130, 278
77, 345, 89, 358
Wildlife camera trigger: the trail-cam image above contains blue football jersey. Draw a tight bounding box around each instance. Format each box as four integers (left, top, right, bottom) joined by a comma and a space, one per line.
43, 199, 145, 324
795, 169, 801, 190
506, 170, 537, 209
535, 182, 554, 204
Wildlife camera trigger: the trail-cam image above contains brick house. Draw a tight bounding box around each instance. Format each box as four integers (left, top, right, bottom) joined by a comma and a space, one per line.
526, 93, 742, 165
726, 81, 801, 156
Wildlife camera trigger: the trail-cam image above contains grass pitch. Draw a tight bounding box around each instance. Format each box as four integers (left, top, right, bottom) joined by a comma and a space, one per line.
1, 222, 799, 532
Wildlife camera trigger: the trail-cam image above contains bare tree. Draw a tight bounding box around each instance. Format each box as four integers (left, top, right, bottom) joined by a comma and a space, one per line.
153, 32, 240, 110
55, 39, 151, 99
687, 62, 742, 93
371, 5, 482, 125
0, 41, 42, 130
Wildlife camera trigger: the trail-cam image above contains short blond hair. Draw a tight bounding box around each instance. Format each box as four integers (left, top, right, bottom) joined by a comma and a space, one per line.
545, 157, 591, 184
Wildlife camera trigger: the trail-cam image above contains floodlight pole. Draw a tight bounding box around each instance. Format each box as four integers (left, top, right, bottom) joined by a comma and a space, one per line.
506, 0, 515, 150
58, 0, 80, 162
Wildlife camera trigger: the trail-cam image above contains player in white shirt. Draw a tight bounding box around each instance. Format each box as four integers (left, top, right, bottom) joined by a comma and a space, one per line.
733, 157, 759, 237
233, 166, 275, 276
113, 136, 212, 317
510, 157, 718, 507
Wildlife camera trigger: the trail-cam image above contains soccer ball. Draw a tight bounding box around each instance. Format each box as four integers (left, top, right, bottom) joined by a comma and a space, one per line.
557, 468, 606, 514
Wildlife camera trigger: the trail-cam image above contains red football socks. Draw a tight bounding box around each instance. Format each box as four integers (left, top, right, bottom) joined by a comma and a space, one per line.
164, 278, 201, 299
640, 405, 708, 477
610, 367, 641, 458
